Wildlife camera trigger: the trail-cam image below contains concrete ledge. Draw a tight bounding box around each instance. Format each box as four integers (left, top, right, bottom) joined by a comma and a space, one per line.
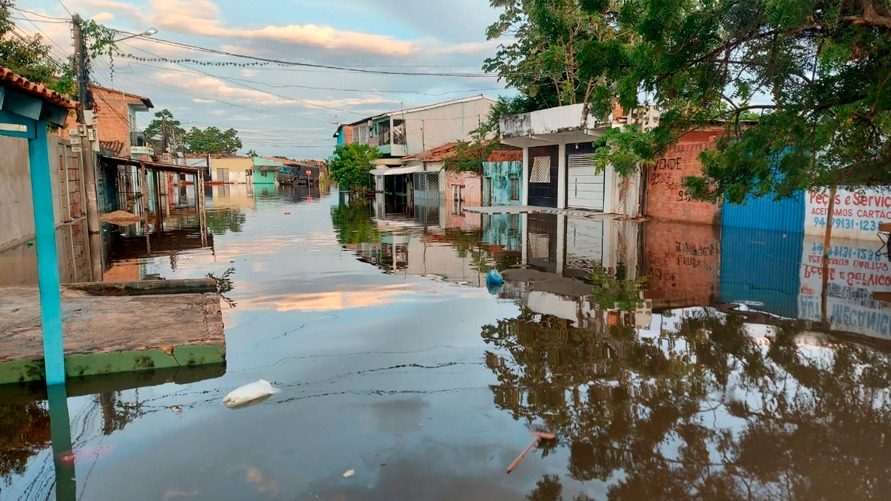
0, 362, 226, 403
65, 278, 218, 295
0, 284, 226, 385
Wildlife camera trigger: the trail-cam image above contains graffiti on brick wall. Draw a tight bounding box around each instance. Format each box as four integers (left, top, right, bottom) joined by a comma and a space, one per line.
649, 156, 694, 202
644, 221, 721, 306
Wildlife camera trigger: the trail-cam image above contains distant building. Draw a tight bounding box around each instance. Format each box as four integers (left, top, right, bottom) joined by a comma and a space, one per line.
333, 95, 496, 160
62, 85, 154, 158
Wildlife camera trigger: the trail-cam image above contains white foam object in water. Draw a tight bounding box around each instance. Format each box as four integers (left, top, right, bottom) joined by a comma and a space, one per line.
222, 379, 281, 409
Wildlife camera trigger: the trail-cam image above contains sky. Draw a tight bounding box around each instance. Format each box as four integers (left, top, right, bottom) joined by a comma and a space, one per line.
13, 0, 513, 160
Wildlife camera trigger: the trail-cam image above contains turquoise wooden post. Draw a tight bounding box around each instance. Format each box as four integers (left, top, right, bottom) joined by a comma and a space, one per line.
27, 120, 67, 385
47, 384, 76, 500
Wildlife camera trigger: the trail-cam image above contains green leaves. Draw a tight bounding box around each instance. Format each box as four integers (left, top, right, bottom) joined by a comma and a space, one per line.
0, 2, 74, 96
330, 143, 380, 193
186, 126, 242, 155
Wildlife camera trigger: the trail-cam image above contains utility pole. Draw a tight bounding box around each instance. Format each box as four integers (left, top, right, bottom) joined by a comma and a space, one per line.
72, 14, 103, 280
161, 114, 169, 162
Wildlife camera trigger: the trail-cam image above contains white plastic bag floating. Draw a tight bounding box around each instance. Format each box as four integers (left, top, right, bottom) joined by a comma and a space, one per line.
222, 379, 280, 409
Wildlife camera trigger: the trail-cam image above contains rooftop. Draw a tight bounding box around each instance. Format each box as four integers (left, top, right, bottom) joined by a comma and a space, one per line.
0, 66, 77, 111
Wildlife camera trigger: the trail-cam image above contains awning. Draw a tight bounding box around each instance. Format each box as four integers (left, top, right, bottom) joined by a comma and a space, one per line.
370, 165, 426, 176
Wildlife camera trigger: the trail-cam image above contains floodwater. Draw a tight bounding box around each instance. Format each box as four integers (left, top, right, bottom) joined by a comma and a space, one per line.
3, 183, 891, 500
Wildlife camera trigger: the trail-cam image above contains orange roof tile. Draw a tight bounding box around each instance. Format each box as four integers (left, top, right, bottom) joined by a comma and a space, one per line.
0, 66, 77, 110
487, 149, 522, 162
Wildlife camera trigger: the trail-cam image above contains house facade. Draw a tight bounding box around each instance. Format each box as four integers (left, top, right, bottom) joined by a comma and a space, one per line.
337, 95, 496, 159
499, 103, 647, 216
62, 85, 153, 158
334, 95, 497, 197
210, 157, 252, 184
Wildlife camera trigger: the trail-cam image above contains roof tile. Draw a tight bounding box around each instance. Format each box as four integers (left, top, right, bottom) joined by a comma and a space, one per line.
0, 66, 78, 110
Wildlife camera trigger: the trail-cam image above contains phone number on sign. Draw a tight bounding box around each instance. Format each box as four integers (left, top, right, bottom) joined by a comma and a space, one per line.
812, 217, 881, 231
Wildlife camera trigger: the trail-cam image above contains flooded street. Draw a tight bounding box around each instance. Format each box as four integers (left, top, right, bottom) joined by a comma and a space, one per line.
3, 184, 891, 500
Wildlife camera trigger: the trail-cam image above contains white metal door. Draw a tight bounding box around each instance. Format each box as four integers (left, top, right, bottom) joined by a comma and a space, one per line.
565, 218, 604, 276
567, 154, 605, 210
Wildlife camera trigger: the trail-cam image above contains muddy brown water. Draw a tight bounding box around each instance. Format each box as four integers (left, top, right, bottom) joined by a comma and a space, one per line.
2, 184, 891, 500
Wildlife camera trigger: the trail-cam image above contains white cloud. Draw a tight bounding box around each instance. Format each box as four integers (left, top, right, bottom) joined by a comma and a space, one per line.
92, 12, 116, 22
301, 96, 398, 109
146, 0, 417, 56
154, 72, 301, 107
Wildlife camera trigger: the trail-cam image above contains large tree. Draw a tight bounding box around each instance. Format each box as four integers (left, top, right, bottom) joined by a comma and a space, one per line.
329, 143, 380, 193
0, 1, 74, 95
486, 0, 891, 197
186, 126, 242, 155
143, 109, 186, 153
484, 0, 624, 114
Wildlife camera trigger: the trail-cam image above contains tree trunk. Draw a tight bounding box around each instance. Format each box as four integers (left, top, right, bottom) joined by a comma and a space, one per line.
820, 183, 837, 327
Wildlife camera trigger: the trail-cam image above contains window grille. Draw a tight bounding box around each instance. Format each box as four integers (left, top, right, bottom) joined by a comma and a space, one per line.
530, 156, 551, 183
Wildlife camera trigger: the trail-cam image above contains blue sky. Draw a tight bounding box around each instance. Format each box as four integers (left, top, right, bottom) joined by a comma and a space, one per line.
16, 0, 512, 159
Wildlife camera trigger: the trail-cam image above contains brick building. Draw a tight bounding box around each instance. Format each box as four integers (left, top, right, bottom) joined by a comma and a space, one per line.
62, 85, 153, 157
644, 129, 727, 225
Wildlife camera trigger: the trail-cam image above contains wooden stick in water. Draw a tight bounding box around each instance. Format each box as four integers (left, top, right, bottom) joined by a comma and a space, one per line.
506, 431, 556, 474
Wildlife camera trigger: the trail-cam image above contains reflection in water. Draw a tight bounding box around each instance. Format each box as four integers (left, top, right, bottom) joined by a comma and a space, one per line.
0, 219, 93, 286
482, 307, 891, 499
0, 401, 50, 482
5, 186, 891, 499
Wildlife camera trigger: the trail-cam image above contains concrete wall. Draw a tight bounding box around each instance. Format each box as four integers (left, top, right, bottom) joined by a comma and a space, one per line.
0, 135, 34, 250
483, 160, 522, 206
0, 136, 90, 285
501, 103, 600, 139
445, 171, 482, 205
645, 130, 723, 225
400, 98, 495, 156
210, 157, 251, 184
804, 187, 891, 239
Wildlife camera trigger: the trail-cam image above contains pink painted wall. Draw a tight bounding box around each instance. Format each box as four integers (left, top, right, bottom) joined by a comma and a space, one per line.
445, 171, 483, 206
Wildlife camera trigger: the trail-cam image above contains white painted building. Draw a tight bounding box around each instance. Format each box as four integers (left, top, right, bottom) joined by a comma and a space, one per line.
499, 103, 645, 217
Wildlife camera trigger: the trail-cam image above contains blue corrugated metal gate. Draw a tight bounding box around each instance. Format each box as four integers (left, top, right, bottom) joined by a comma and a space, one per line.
722, 191, 805, 233
719, 227, 803, 318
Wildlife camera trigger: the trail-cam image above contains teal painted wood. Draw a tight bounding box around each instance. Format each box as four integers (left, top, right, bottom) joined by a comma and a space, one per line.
722, 191, 805, 233
28, 120, 67, 385
48, 384, 76, 497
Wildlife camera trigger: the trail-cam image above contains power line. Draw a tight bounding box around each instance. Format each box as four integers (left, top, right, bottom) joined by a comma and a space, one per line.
116, 41, 371, 116
9, 6, 68, 21
55, 0, 72, 16
122, 34, 496, 78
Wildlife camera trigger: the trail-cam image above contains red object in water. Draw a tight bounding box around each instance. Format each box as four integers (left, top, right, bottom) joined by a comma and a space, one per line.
284, 212, 291, 215
56, 450, 76, 466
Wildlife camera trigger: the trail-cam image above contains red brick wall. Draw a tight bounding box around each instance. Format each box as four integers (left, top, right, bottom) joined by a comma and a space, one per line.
643, 220, 721, 309
645, 130, 724, 225
61, 87, 144, 156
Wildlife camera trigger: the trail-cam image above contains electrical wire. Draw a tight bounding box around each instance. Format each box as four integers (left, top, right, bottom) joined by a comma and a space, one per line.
55, 0, 72, 17
117, 34, 496, 78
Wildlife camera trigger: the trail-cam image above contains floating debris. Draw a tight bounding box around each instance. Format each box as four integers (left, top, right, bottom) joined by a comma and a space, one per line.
222, 379, 280, 409
99, 210, 142, 225
342, 469, 355, 478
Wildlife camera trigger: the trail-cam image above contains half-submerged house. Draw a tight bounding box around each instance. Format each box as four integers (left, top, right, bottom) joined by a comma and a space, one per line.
498, 103, 651, 217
